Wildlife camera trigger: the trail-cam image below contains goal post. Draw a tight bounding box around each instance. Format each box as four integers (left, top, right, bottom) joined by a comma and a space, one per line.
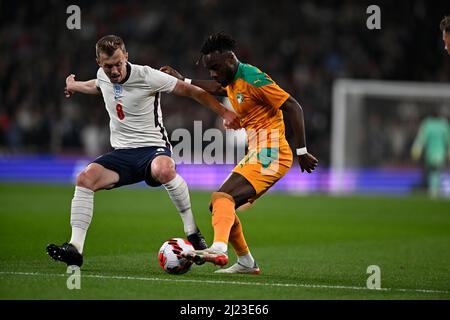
331, 79, 450, 194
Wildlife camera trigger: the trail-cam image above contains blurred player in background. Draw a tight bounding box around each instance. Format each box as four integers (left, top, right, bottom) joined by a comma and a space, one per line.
161, 32, 318, 274
409, 16, 450, 198
440, 15, 450, 55
411, 110, 450, 198
47, 35, 241, 267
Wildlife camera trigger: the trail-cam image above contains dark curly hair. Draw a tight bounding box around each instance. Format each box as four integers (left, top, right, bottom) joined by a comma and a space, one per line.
200, 32, 236, 55
196, 32, 236, 65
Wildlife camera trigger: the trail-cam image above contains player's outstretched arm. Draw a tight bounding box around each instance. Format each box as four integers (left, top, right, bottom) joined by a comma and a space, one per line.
171, 79, 241, 130
280, 96, 318, 173
64, 74, 100, 97
160, 66, 227, 96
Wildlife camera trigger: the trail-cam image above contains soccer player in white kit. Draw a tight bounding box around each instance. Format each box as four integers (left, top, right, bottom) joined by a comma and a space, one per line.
47, 35, 241, 267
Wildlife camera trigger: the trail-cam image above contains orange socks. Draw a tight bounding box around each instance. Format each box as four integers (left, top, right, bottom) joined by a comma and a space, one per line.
211, 192, 236, 244
229, 214, 249, 256
211, 192, 235, 243
211, 192, 250, 256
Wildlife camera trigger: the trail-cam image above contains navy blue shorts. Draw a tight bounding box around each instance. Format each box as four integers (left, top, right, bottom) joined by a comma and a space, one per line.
92, 146, 172, 188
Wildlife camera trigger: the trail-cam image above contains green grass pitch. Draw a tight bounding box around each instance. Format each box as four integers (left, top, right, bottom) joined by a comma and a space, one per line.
0, 183, 449, 299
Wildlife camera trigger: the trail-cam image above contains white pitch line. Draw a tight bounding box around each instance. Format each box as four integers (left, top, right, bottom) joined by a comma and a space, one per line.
0, 271, 449, 295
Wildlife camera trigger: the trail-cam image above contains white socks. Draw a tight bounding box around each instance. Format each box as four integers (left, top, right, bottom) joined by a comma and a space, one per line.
211, 242, 254, 267
211, 241, 228, 254
237, 252, 255, 268
163, 174, 197, 236
69, 186, 94, 253
68, 175, 196, 254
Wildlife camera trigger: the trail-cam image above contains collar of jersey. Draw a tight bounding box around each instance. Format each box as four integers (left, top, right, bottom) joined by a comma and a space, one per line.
118, 62, 132, 84
232, 62, 244, 83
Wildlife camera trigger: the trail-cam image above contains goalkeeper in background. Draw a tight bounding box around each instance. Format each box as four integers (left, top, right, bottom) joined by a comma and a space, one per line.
411, 110, 450, 198
411, 16, 450, 198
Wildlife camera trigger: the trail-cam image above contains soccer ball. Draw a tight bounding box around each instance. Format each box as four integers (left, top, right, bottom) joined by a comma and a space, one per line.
157, 238, 194, 275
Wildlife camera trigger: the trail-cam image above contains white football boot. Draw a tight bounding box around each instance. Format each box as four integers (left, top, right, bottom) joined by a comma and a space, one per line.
215, 261, 261, 275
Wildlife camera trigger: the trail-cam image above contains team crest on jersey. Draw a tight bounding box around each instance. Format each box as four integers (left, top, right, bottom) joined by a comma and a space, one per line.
236, 93, 244, 104
113, 84, 123, 101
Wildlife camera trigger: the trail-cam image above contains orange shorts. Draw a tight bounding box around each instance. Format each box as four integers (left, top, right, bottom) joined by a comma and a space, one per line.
232, 143, 293, 201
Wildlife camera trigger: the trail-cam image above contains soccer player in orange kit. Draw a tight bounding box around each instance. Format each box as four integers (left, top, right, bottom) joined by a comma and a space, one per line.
161, 32, 318, 274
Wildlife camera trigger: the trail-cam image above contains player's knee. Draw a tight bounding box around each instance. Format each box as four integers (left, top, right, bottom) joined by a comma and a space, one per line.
209, 192, 235, 212
76, 170, 97, 191
152, 162, 176, 184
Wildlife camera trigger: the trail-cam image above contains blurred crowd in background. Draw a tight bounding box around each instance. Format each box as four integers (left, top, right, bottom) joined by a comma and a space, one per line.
1, 0, 449, 167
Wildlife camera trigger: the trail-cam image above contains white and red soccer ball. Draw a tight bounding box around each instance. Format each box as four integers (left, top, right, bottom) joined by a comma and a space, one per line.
158, 238, 194, 275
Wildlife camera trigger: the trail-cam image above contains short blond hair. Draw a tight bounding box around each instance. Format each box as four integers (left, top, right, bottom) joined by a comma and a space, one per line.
95, 35, 126, 58
440, 16, 450, 33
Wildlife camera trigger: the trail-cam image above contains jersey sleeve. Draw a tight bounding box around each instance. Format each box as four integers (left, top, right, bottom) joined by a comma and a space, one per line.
95, 68, 104, 90
250, 82, 290, 110
94, 78, 101, 92
144, 66, 177, 93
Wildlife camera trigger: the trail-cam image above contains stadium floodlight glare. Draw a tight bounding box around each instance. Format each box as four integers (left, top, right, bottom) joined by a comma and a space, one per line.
331, 79, 450, 194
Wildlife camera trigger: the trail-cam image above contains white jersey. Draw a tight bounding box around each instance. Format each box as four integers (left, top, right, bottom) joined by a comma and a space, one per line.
95, 62, 177, 149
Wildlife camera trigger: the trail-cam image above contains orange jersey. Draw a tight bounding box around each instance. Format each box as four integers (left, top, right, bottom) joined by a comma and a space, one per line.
226, 63, 290, 149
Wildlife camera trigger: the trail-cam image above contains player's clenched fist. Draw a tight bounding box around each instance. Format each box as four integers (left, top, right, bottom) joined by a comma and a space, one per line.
64, 74, 76, 98
298, 153, 318, 173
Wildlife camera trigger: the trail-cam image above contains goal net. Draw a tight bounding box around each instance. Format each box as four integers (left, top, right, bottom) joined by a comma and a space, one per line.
330, 79, 450, 195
